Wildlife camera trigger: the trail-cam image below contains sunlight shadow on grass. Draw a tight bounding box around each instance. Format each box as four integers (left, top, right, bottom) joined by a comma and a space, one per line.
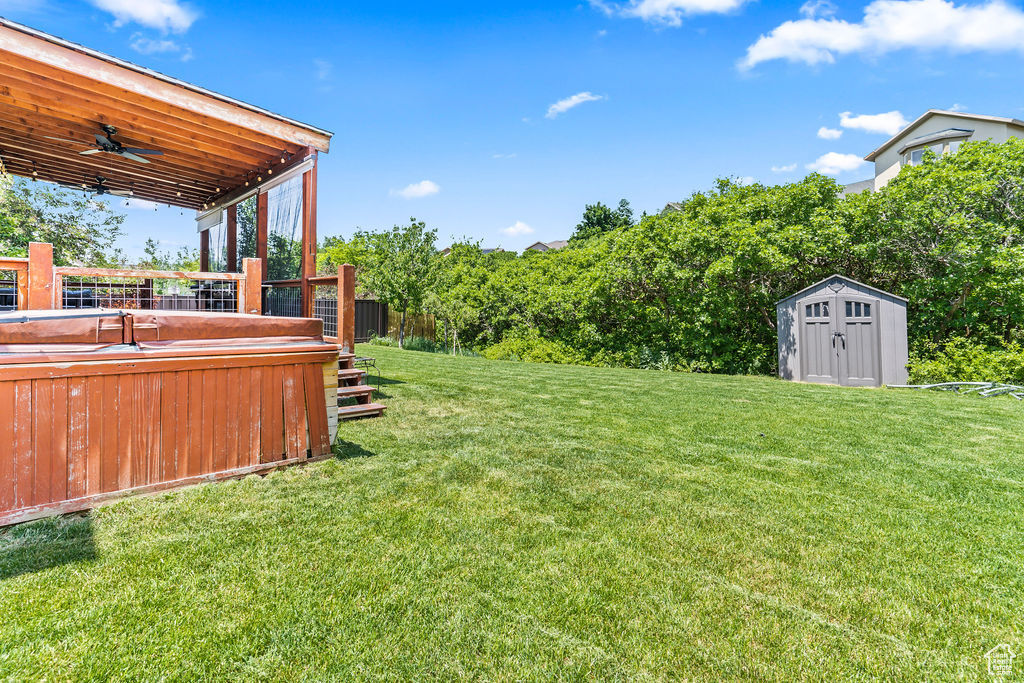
334, 440, 376, 461
0, 516, 96, 580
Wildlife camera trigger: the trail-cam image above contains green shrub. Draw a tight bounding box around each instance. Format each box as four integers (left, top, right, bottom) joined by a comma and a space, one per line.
907, 337, 1024, 384
366, 334, 398, 348
366, 334, 439, 353
481, 330, 585, 365
403, 336, 441, 353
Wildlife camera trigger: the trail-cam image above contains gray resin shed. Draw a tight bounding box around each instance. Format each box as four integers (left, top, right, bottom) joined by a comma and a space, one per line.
776, 275, 908, 387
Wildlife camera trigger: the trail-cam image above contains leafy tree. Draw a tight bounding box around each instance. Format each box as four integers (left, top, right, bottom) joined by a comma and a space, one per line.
570, 199, 634, 242
0, 171, 124, 265
356, 219, 437, 348
427, 241, 488, 354
135, 238, 200, 271
317, 234, 369, 276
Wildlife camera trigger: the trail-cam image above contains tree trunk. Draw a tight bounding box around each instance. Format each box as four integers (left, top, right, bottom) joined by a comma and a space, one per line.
399, 309, 407, 348
453, 328, 458, 356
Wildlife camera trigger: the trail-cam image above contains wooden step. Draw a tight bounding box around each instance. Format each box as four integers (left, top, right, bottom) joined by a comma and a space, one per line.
337, 402, 386, 420
337, 384, 374, 403
338, 353, 355, 370
338, 368, 367, 386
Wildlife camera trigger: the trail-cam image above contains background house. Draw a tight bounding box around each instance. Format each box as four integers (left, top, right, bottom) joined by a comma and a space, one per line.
848, 110, 1024, 192
524, 240, 568, 253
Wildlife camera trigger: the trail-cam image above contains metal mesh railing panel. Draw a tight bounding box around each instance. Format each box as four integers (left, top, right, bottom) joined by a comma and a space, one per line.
313, 284, 338, 338
61, 277, 239, 312
0, 271, 17, 312
263, 285, 302, 318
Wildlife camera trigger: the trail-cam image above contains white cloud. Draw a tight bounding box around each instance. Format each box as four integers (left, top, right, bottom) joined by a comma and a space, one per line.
593, 0, 749, 26
771, 163, 798, 172
817, 126, 843, 139
391, 180, 440, 200
129, 34, 192, 60
806, 152, 867, 175
840, 110, 909, 135
90, 0, 198, 33
546, 92, 604, 119
949, 102, 969, 112
502, 221, 535, 237
492, 153, 518, 159
124, 198, 162, 210
740, 0, 1024, 70
800, 0, 837, 18
738, 176, 756, 185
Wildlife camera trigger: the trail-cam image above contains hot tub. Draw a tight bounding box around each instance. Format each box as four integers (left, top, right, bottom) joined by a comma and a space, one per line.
0, 310, 340, 526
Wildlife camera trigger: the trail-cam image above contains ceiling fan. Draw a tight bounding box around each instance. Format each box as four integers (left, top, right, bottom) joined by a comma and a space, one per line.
45, 124, 163, 164
81, 176, 133, 197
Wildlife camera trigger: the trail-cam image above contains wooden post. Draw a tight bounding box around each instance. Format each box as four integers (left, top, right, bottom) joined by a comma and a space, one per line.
226, 204, 238, 273
300, 152, 318, 318
242, 258, 262, 315
27, 242, 54, 309
16, 266, 29, 311
199, 230, 210, 272
338, 264, 355, 354
257, 192, 269, 281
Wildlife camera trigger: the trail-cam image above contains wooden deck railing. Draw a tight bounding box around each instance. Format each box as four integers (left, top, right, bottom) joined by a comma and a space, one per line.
0, 256, 29, 311
3, 243, 357, 352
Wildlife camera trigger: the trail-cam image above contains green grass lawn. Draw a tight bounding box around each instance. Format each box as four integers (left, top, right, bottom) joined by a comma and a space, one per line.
2, 346, 1023, 680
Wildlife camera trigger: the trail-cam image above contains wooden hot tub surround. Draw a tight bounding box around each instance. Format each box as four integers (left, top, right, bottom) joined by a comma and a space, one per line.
0, 310, 342, 527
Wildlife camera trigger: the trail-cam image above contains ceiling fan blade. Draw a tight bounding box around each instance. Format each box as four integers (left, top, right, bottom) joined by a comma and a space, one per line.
79, 148, 103, 155
108, 190, 132, 197
120, 151, 151, 164
123, 148, 163, 156
94, 133, 110, 146
44, 136, 87, 145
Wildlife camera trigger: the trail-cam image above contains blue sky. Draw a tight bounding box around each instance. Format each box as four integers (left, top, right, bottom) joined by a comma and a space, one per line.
3, 0, 1024, 257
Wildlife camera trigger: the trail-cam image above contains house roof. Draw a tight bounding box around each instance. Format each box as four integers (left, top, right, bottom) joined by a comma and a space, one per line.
775, 274, 908, 306
524, 240, 568, 252
0, 17, 332, 209
865, 110, 1024, 162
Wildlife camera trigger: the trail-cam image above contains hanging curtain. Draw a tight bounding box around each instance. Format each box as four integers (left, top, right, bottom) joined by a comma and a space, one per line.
266, 176, 303, 281
198, 210, 227, 272
235, 195, 258, 272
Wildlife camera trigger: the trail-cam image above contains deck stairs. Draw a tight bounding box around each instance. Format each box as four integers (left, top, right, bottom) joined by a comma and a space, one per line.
336, 353, 386, 420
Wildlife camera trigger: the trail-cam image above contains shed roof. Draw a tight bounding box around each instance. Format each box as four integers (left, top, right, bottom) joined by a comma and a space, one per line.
0, 18, 332, 210
775, 274, 908, 306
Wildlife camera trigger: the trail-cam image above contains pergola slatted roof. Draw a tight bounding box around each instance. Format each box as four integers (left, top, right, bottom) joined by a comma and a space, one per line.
0, 17, 332, 210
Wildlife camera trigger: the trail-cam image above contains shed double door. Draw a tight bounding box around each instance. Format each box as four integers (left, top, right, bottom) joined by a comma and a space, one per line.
799, 293, 880, 387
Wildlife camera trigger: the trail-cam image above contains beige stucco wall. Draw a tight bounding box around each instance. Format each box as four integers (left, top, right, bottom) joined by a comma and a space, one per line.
873, 115, 1022, 188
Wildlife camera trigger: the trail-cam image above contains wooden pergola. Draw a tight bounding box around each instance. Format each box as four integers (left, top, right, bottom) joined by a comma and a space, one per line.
0, 18, 333, 315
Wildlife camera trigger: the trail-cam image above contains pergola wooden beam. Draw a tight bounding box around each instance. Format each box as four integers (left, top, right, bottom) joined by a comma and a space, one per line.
0, 17, 331, 210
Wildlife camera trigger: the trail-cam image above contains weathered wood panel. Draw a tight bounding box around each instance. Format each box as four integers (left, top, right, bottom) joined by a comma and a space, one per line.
0, 353, 336, 526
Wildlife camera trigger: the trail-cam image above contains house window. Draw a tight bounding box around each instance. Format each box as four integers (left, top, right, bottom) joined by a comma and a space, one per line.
948, 140, 963, 154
